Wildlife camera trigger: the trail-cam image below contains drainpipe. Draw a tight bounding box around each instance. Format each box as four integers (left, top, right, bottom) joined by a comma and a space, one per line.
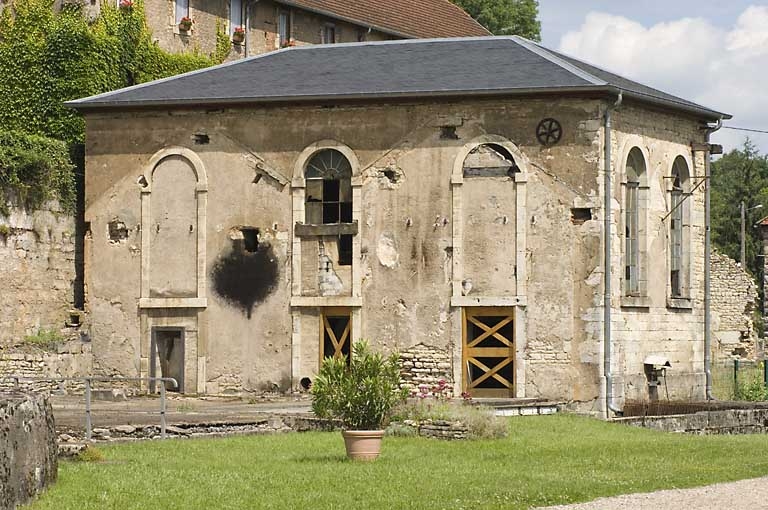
604, 91, 623, 418
704, 118, 723, 400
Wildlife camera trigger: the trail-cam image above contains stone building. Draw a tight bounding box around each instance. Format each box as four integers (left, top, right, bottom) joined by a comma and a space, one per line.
68, 36, 730, 414
117, 0, 488, 57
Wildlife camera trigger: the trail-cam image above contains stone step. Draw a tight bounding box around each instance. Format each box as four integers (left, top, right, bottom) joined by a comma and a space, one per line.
470, 398, 563, 417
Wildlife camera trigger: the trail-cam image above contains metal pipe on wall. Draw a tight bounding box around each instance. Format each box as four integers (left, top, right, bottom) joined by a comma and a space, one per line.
704, 118, 723, 401
604, 91, 623, 418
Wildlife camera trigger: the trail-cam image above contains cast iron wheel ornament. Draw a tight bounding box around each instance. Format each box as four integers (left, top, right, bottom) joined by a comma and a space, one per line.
536, 118, 563, 146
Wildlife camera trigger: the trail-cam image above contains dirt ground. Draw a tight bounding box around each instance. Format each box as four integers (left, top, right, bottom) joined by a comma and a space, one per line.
539, 476, 768, 510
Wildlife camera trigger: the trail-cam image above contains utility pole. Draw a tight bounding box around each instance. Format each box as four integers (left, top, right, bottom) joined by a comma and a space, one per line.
741, 201, 763, 268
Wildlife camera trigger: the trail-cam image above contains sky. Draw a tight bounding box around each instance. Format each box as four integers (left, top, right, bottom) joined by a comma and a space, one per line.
537, 1, 768, 154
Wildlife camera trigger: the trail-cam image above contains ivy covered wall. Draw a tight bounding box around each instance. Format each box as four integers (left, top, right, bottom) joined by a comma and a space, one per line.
0, 0, 229, 208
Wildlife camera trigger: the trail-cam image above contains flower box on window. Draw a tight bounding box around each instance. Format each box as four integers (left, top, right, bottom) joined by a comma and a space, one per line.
178, 16, 193, 32
232, 26, 245, 44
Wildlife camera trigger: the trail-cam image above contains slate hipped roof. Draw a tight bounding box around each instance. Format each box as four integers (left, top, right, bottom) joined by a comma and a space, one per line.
275, 0, 490, 39
68, 37, 730, 121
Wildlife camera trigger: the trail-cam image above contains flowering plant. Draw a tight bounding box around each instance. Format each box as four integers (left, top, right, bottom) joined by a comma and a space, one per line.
118, 0, 133, 9
178, 16, 193, 30
281, 38, 296, 48
232, 25, 245, 43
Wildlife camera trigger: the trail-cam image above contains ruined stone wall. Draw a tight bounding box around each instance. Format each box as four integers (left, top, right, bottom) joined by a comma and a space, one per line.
0, 341, 93, 392
710, 249, 758, 359
0, 202, 77, 344
0, 392, 58, 510
608, 104, 709, 405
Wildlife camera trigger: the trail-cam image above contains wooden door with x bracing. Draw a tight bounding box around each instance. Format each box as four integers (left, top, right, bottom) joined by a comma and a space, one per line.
320, 307, 352, 366
462, 307, 515, 398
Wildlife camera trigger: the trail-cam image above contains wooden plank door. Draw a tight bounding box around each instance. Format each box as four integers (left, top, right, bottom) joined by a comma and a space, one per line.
462, 307, 515, 398
320, 307, 352, 366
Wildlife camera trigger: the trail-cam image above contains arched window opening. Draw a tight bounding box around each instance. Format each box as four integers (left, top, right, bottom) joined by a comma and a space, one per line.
463, 144, 519, 177
624, 147, 645, 296
305, 149, 353, 265
669, 156, 690, 298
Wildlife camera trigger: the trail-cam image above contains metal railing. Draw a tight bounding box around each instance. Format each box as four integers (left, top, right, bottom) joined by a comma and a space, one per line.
2, 376, 178, 440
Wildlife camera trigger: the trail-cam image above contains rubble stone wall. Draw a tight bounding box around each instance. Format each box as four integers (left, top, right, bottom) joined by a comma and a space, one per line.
710, 249, 758, 359
0, 202, 77, 344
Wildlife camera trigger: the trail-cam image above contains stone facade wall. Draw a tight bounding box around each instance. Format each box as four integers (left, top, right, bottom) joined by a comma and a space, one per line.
0, 202, 78, 344
710, 249, 758, 359
0, 392, 58, 510
399, 343, 452, 392
602, 105, 709, 407
141, 0, 393, 60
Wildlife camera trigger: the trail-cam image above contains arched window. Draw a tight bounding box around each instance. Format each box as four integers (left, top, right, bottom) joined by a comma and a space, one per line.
669, 156, 690, 298
304, 149, 353, 265
624, 147, 645, 296
462, 143, 518, 178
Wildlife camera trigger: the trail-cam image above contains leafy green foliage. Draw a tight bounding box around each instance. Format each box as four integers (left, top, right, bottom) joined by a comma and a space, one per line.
23, 327, 65, 350
0, 131, 75, 210
0, 0, 227, 207
711, 139, 768, 280
451, 0, 541, 40
311, 340, 408, 430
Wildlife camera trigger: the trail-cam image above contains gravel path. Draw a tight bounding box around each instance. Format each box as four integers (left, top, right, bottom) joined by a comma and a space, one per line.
539, 476, 768, 509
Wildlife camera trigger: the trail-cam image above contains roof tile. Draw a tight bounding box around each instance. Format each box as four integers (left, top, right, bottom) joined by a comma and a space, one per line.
278, 0, 490, 38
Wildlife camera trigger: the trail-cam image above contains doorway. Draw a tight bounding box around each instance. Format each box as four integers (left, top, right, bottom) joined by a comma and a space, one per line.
320, 307, 351, 366
150, 327, 185, 393
462, 307, 515, 398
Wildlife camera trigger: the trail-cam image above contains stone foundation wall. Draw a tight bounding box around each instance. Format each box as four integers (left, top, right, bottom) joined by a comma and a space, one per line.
0, 392, 58, 510
711, 250, 758, 359
617, 407, 768, 435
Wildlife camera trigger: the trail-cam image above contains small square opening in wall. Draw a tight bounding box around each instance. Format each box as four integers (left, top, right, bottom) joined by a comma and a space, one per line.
241, 228, 259, 252
570, 208, 592, 225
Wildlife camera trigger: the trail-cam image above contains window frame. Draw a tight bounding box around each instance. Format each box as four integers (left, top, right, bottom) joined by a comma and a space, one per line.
229, 0, 243, 35
174, 0, 190, 25
667, 155, 693, 308
621, 146, 649, 306
278, 9, 291, 47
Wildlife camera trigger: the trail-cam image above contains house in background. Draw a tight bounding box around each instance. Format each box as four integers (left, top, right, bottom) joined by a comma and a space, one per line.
69, 36, 729, 415
140, 0, 489, 57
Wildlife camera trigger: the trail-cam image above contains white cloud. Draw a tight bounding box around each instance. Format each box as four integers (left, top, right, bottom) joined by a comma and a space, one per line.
558, 6, 768, 153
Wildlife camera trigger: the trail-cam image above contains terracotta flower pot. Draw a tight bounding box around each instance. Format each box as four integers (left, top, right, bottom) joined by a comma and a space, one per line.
342, 430, 384, 461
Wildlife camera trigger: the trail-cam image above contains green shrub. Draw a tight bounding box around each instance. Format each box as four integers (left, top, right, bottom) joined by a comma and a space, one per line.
311, 340, 408, 430
23, 328, 64, 350
75, 445, 105, 462
393, 400, 508, 439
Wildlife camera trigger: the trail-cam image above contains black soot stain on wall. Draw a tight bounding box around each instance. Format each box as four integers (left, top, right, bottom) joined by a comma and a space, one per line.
211, 241, 279, 318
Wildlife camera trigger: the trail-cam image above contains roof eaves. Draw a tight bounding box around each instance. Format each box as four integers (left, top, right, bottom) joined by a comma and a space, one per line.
273, 0, 417, 39
68, 85, 616, 112
619, 89, 731, 121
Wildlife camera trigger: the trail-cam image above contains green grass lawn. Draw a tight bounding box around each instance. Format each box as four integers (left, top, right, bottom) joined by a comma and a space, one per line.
28, 414, 768, 510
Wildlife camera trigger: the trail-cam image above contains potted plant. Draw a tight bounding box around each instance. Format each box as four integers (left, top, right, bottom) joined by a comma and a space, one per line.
178, 16, 193, 32
311, 340, 408, 461
232, 26, 245, 44
118, 0, 133, 11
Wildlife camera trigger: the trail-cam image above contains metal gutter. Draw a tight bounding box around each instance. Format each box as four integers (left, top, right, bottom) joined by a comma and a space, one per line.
603, 91, 624, 419
704, 118, 723, 400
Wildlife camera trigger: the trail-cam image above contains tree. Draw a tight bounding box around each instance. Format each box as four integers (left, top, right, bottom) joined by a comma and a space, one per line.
711, 139, 768, 280
451, 0, 541, 40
